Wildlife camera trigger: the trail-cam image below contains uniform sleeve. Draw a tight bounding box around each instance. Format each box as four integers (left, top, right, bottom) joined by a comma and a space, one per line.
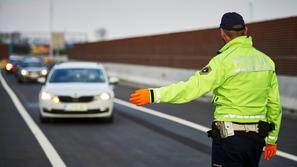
152, 58, 225, 104
266, 72, 282, 145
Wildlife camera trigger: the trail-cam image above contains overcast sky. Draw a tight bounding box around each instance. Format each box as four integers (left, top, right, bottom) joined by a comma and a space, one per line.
0, 0, 297, 41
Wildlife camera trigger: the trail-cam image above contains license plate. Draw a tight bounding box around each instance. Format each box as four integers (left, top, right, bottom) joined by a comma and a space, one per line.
30, 73, 39, 78
64, 104, 88, 111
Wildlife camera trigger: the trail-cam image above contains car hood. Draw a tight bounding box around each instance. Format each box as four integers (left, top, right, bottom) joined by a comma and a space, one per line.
23, 67, 47, 72
43, 83, 113, 96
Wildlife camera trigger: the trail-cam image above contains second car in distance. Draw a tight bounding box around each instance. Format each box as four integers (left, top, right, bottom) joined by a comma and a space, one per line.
15, 57, 48, 83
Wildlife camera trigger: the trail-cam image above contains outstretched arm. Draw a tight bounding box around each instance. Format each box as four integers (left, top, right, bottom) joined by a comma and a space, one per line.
129, 58, 225, 106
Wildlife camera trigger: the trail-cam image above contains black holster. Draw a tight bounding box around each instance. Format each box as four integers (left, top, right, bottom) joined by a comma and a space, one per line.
257, 121, 275, 138
207, 122, 221, 144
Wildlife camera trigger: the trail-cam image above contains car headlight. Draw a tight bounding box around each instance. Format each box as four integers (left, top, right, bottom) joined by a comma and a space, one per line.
41, 91, 52, 100
95, 92, 111, 101
101, 93, 110, 100
21, 69, 28, 76
41, 69, 48, 75
52, 96, 60, 103
6, 63, 13, 71
41, 91, 60, 103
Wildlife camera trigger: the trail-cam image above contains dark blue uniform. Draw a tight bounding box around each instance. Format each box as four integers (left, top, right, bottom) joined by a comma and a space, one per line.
212, 132, 265, 167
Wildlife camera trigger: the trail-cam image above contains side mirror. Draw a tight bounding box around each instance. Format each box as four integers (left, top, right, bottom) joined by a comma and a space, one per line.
37, 77, 46, 84
108, 76, 119, 85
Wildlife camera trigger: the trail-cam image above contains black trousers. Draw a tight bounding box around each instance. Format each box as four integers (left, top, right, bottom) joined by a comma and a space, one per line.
211, 132, 265, 167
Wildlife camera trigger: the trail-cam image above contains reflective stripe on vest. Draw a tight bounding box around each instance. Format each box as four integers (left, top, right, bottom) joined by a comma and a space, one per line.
222, 114, 266, 119
155, 89, 161, 103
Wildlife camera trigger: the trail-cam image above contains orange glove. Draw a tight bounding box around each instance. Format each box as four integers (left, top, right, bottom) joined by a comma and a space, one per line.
264, 144, 277, 160
129, 89, 151, 106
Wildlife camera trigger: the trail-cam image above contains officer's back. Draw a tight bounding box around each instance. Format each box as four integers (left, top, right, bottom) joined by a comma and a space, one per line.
212, 35, 276, 123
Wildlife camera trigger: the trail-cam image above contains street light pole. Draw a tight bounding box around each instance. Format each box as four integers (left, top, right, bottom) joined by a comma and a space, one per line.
249, 0, 254, 22
49, 0, 53, 58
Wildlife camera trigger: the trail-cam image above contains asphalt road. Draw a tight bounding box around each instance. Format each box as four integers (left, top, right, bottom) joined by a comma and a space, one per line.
0, 72, 296, 167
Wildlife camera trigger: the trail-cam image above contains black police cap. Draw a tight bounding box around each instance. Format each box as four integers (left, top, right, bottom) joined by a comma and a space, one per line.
220, 12, 245, 31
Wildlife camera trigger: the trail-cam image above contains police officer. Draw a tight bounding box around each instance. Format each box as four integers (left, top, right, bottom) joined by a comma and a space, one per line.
129, 12, 282, 167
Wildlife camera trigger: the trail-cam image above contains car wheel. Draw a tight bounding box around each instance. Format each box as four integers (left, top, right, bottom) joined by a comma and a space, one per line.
40, 114, 50, 123
17, 77, 23, 83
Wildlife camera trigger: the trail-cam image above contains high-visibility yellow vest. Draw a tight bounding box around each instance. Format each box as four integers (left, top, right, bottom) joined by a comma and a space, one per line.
152, 36, 282, 145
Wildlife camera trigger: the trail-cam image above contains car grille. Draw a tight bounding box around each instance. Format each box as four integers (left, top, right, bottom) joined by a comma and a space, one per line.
43, 108, 109, 114
29, 71, 39, 75
28, 72, 41, 78
58, 96, 94, 103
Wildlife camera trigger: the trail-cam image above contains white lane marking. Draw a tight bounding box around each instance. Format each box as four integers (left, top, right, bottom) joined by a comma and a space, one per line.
277, 151, 297, 162
0, 73, 66, 167
114, 98, 297, 162
114, 98, 210, 132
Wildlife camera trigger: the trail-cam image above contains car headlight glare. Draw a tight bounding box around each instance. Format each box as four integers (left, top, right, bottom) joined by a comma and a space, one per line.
52, 96, 60, 103
21, 69, 28, 76
6, 63, 13, 71
41, 69, 48, 75
95, 93, 110, 100
41, 91, 52, 100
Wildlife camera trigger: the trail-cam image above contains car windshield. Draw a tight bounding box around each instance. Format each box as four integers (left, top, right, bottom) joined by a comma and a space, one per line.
49, 68, 106, 83
9, 60, 22, 65
22, 61, 45, 68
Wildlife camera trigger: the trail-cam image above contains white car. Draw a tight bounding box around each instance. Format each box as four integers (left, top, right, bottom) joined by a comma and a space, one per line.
38, 62, 118, 123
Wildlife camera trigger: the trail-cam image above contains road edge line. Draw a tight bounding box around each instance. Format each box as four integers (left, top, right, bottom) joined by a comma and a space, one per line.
0, 72, 66, 167
114, 98, 297, 162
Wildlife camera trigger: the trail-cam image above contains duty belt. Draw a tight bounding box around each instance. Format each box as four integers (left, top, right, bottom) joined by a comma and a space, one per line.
232, 122, 258, 133
207, 121, 275, 144
215, 122, 258, 139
